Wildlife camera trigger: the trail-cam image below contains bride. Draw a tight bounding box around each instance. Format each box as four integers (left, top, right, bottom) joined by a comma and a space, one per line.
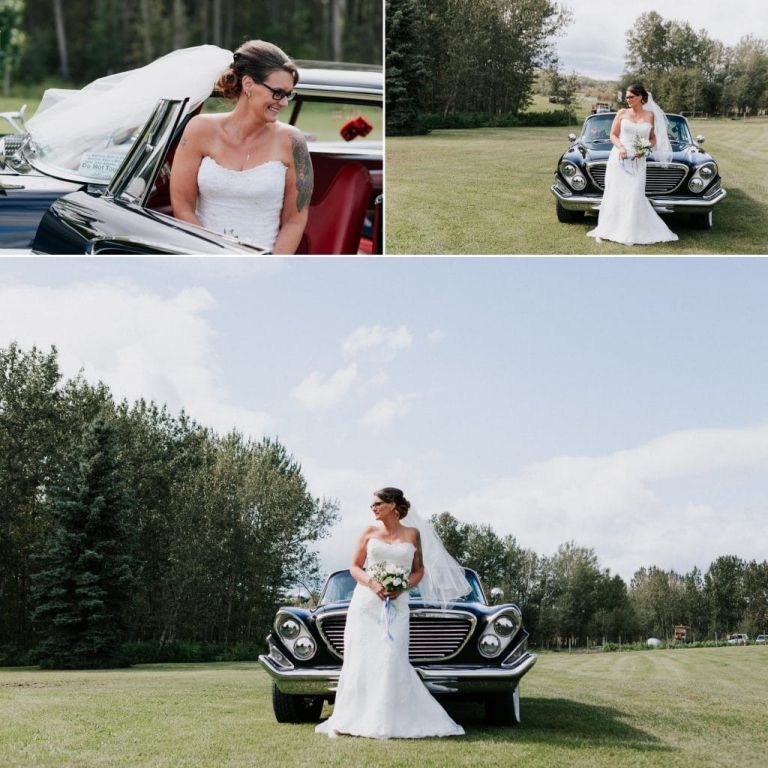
587, 83, 678, 246
315, 487, 467, 739
170, 40, 312, 253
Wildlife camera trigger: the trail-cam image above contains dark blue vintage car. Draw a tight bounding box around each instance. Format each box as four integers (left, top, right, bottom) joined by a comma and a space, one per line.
551, 112, 726, 230
0, 63, 382, 254
258, 568, 536, 726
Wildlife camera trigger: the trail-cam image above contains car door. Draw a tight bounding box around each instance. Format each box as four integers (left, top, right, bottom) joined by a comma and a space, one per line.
32, 98, 263, 254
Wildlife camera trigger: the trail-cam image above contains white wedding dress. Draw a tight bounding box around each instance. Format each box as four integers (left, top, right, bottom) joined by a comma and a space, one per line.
196, 156, 287, 250
587, 118, 678, 245
315, 539, 465, 739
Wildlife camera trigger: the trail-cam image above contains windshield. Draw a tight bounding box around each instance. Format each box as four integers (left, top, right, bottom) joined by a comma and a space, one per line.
25, 45, 231, 181
319, 569, 486, 606
582, 113, 692, 146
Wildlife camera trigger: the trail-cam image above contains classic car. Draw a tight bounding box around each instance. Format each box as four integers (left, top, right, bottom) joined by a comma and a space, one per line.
551, 112, 726, 230
0, 51, 382, 254
258, 567, 536, 726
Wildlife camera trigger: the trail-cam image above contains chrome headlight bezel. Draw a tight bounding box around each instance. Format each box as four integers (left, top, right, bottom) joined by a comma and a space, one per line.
274, 610, 317, 661
478, 607, 523, 658
688, 161, 717, 193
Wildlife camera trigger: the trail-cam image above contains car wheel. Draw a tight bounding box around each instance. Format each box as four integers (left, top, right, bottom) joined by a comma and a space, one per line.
690, 211, 713, 230
485, 685, 521, 726
271, 682, 324, 723
556, 201, 585, 223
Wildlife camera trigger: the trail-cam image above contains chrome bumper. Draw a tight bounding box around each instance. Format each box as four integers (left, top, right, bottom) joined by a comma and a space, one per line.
551, 181, 727, 213
258, 651, 537, 696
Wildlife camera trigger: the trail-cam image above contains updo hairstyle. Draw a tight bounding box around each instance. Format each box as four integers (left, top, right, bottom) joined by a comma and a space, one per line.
215, 39, 298, 101
374, 487, 411, 519
627, 82, 649, 104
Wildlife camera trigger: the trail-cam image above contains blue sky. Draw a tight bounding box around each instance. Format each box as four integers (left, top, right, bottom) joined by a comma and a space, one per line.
1, 257, 767, 581
558, 0, 768, 80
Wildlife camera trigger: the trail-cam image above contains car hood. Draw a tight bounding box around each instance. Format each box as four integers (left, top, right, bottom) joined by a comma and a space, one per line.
577, 141, 711, 164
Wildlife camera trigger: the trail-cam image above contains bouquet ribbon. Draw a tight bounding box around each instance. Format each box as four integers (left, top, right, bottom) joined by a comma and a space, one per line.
378, 596, 395, 641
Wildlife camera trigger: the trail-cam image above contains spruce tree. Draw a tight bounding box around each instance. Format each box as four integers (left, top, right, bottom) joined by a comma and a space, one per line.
31, 415, 135, 669
386, 0, 431, 135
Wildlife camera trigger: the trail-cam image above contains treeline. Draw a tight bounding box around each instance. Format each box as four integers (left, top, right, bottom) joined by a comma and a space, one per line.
0, 343, 338, 667
431, 512, 768, 648
3, 0, 381, 91
386, 0, 571, 134
621, 11, 768, 116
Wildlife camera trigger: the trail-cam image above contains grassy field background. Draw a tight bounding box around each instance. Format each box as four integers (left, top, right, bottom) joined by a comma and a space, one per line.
386, 119, 768, 254
2, 646, 766, 767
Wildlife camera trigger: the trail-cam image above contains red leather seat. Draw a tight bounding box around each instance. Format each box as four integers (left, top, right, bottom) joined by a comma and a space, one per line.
297, 155, 373, 255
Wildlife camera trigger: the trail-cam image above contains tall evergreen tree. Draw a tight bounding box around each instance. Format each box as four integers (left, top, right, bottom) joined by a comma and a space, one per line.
31, 415, 135, 669
385, 0, 430, 135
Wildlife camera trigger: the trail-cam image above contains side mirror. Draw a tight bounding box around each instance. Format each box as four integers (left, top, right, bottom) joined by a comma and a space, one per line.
696, 134, 705, 145
490, 587, 504, 604
568, 132, 577, 143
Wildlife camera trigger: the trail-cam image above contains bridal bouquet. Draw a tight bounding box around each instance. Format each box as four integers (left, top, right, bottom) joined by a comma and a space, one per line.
632, 134, 653, 158
368, 562, 411, 594
368, 562, 411, 641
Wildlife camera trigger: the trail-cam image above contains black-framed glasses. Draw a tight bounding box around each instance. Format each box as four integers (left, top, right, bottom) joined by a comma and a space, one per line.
625, 94, 639, 100
254, 81, 296, 102
370, 501, 387, 510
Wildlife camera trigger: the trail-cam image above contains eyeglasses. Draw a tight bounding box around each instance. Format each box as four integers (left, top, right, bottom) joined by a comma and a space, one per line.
254, 81, 296, 102
625, 94, 639, 100
370, 501, 388, 510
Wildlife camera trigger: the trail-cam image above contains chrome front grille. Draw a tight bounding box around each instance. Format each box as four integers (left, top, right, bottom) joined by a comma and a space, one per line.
586, 162, 688, 195
317, 609, 476, 662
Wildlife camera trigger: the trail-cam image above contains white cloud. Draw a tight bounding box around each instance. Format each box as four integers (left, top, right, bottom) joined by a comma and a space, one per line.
291, 363, 358, 412
0, 278, 272, 437
427, 328, 445, 343
342, 324, 412, 359
360, 394, 413, 432
444, 424, 768, 580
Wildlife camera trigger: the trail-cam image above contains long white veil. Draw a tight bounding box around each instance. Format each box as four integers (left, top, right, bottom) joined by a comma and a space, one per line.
646, 92, 672, 165
26, 45, 232, 173
409, 510, 471, 606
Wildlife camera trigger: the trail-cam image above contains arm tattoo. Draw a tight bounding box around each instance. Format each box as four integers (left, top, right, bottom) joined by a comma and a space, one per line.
180, 137, 188, 148
291, 133, 314, 212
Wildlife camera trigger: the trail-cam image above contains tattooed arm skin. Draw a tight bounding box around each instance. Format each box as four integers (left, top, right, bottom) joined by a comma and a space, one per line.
273, 129, 313, 254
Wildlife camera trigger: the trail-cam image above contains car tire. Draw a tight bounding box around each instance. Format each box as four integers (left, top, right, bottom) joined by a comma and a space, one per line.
271, 682, 324, 723
556, 201, 585, 223
690, 211, 713, 230
485, 685, 521, 726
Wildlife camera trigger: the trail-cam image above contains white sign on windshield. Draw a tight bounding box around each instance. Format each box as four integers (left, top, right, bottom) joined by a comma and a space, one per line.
77, 152, 124, 181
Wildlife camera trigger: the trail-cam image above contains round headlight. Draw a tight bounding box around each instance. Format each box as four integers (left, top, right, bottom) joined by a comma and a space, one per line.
293, 636, 316, 659
699, 164, 714, 179
571, 174, 586, 191
493, 615, 516, 637
479, 634, 502, 657
688, 177, 705, 193
278, 618, 301, 640
559, 161, 577, 178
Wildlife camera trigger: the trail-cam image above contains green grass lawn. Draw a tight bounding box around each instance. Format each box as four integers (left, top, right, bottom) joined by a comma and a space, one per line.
2, 646, 766, 767
386, 119, 768, 254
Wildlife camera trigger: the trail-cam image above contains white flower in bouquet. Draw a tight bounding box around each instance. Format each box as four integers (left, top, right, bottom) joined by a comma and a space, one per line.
368, 562, 411, 594
632, 134, 653, 158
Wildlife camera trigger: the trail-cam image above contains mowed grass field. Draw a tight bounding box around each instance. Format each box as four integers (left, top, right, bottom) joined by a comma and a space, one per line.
386, 119, 768, 254
2, 646, 766, 767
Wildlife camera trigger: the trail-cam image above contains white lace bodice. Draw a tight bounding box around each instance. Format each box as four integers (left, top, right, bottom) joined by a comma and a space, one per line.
366, 539, 415, 572
196, 156, 286, 251
619, 118, 651, 155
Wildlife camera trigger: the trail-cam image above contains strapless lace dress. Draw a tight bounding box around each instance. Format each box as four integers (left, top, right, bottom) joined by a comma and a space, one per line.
587, 118, 678, 245
315, 539, 464, 739
196, 156, 286, 251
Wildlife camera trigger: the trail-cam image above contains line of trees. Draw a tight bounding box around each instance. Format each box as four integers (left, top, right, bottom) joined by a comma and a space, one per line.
0, 343, 338, 667
3, 0, 381, 93
386, 0, 572, 134
621, 12, 768, 116
431, 512, 768, 648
